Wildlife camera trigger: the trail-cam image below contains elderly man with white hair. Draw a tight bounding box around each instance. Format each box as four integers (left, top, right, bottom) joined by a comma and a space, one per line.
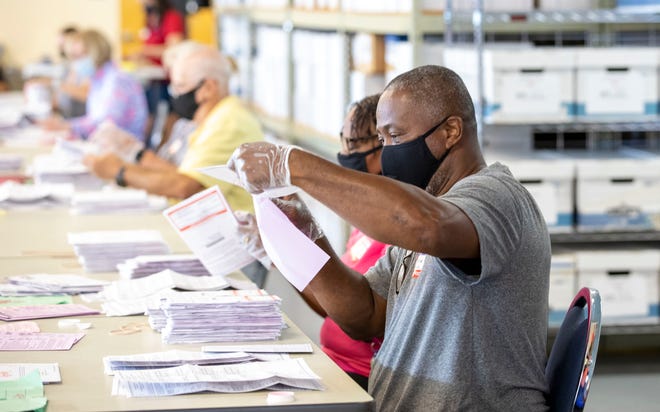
84, 42, 263, 211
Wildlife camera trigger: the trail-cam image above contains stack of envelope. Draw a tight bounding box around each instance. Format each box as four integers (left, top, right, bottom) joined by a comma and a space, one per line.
71, 189, 168, 215
149, 290, 284, 344
117, 254, 210, 279
68, 230, 170, 273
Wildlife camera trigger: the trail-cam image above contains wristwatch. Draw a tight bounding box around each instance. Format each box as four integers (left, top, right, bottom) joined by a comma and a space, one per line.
115, 166, 127, 187
135, 148, 147, 163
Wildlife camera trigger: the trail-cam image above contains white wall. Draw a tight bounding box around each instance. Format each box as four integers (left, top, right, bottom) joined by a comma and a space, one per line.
0, 0, 120, 68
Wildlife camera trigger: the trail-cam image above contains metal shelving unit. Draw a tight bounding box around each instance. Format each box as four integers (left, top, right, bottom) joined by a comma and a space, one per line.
216, 3, 660, 341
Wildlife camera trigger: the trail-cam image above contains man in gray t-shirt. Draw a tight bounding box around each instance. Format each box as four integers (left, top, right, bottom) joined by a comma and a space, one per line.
229, 65, 551, 411
366, 163, 550, 410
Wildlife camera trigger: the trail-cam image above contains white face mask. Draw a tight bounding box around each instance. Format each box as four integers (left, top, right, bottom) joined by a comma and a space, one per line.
73, 56, 96, 79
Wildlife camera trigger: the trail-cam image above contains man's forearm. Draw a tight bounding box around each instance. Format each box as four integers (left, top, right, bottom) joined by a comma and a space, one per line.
304, 236, 386, 341
139, 150, 177, 171
124, 165, 201, 199
289, 149, 450, 255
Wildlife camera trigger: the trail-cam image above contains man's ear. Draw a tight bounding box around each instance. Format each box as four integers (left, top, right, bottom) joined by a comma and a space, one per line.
444, 116, 463, 148
198, 78, 215, 99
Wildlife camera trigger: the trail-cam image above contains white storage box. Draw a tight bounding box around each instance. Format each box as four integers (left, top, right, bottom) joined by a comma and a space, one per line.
506, 158, 574, 232
576, 157, 660, 232
539, 0, 594, 10
385, 36, 444, 84
549, 254, 577, 326
576, 250, 660, 325
350, 72, 386, 103
443, 47, 576, 123
575, 47, 659, 119
617, 0, 660, 13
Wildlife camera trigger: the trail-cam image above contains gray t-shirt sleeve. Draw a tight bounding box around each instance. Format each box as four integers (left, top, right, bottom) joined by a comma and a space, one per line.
365, 245, 399, 299
441, 172, 523, 280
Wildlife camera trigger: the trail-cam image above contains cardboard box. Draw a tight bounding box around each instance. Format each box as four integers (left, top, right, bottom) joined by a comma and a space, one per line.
617, 0, 660, 13
576, 155, 660, 232
352, 34, 386, 75
385, 36, 444, 84
575, 47, 659, 119
350, 72, 386, 103
538, 0, 594, 10
506, 158, 575, 232
443, 47, 576, 123
576, 250, 660, 325
549, 254, 577, 326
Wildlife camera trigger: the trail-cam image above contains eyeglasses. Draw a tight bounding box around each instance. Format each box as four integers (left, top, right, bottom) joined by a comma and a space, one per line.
396, 251, 414, 294
339, 131, 379, 151
168, 79, 204, 99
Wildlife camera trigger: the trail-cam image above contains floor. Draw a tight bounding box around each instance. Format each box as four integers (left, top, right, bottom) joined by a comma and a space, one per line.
586, 355, 660, 411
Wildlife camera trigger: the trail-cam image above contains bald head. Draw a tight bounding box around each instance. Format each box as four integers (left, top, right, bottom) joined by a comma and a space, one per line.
385, 65, 476, 134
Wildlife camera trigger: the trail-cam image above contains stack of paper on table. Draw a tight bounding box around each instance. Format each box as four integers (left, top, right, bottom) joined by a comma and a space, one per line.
0, 154, 22, 171
111, 358, 323, 397
103, 350, 261, 373
0, 331, 86, 350
0, 295, 72, 306
0, 370, 48, 411
71, 189, 168, 215
98, 269, 229, 316
0, 181, 73, 209
0, 274, 109, 296
30, 154, 104, 189
117, 254, 210, 279
68, 230, 170, 272
0, 303, 98, 321
149, 290, 284, 344
0, 363, 61, 383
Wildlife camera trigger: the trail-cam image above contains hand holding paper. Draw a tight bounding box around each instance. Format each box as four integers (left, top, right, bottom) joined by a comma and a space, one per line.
234, 211, 272, 269
254, 196, 329, 291
271, 195, 324, 242
227, 142, 296, 195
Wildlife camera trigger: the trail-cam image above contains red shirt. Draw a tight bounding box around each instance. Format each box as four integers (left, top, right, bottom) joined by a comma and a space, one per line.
320, 228, 387, 378
144, 9, 185, 65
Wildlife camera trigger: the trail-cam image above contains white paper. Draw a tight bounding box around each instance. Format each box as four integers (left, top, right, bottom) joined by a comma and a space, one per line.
103, 350, 256, 374
6, 274, 110, 295
198, 165, 300, 198
100, 270, 229, 316
162, 186, 255, 278
254, 196, 329, 291
0, 363, 61, 383
111, 358, 323, 397
202, 343, 313, 354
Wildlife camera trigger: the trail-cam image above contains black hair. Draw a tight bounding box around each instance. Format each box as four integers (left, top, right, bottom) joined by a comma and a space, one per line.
154, 0, 174, 20
349, 93, 380, 140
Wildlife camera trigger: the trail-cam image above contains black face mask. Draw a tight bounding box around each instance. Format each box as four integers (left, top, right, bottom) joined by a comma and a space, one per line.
170, 82, 203, 120
381, 115, 451, 189
337, 145, 382, 172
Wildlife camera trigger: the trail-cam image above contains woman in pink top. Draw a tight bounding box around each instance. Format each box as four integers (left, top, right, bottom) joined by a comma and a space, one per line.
320, 94, 386, 390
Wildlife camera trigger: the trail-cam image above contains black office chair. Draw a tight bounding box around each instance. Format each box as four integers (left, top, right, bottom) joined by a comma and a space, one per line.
546, 287, 602, 412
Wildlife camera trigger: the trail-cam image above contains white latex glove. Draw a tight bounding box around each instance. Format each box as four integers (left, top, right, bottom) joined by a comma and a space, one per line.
88, 120, 144, 163
272, 195, 324, 242
234, 210, 272, 269
228, 142, 295, 194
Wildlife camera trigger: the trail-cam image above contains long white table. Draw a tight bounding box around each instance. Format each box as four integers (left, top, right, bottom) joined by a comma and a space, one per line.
0, 89, 372, 410
0, 209, 190, 258
0, 200, 373, 412
0, 315, 372, 411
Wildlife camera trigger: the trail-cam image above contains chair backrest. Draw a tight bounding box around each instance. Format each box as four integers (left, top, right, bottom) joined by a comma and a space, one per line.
546, 287, 602, 412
